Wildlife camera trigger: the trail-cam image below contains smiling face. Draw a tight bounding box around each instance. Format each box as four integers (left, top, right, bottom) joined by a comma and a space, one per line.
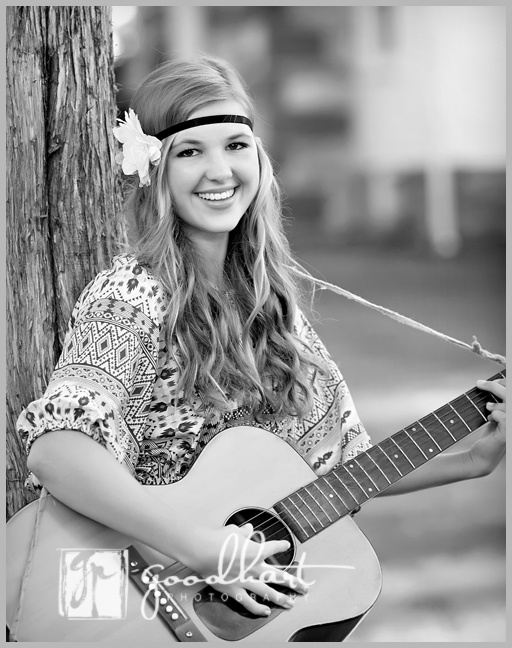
166, 100, 260, 255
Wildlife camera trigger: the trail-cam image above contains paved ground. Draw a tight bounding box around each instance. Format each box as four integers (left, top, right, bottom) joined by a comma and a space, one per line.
290, 239, 506, 642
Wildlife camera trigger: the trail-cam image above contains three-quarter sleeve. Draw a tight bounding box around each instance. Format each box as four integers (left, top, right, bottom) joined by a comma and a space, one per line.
17, 255, 165, 487
291, 308, 372, 476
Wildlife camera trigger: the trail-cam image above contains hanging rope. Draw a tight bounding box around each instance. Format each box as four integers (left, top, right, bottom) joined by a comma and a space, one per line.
9, 487, 49, 641
292, 266, 506, 367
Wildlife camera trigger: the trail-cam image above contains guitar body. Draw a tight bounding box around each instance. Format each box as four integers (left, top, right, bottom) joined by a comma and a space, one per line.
7, 426, 382, 642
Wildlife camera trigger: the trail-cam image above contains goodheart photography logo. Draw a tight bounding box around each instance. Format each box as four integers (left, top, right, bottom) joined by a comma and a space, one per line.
58, 534, 355, 622
59, 549, 129, 619
140, 531, 356, 621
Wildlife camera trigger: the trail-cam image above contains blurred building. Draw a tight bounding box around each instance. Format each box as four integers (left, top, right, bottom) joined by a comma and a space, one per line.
113, 6, 505, 256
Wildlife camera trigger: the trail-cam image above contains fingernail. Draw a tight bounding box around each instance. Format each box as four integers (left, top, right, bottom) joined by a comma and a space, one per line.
284, 598, 295, 608
487, 402, 494, 409
264, 607, 271, 616
477, 380, 486, 386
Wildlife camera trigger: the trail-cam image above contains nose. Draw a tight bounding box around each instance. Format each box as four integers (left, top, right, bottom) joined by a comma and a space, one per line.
204, 151, 233, 183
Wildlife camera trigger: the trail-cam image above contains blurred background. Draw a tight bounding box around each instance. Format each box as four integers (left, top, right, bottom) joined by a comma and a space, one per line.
112, 6, 505, 642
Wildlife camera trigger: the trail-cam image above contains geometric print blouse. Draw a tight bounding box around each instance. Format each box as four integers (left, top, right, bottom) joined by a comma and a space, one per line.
17, 254, 372, 490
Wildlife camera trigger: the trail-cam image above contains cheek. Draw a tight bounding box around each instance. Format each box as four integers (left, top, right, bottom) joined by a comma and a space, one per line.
243, 156, 260, 195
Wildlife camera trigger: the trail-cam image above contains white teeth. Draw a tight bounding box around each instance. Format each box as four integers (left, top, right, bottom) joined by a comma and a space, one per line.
198, 189, 235, 201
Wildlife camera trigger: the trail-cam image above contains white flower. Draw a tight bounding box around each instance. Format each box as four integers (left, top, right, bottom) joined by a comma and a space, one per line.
113, 109, 162, 187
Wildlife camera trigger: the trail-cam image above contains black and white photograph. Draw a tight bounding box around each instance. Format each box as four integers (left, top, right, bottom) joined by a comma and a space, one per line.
6, 5, 506, 642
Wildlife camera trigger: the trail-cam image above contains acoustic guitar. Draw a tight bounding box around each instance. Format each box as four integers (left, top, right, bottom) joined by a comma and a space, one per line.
6, 370, 504, 642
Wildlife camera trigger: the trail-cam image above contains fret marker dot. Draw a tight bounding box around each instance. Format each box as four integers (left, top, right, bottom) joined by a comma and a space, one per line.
349, 464, 354, 468
329, 494, 334, 498
412, 427, 416, 432
429, 449, 433, 453
368, 488, 373, 492
450, 420, 454, 424
394, 454, 399, 458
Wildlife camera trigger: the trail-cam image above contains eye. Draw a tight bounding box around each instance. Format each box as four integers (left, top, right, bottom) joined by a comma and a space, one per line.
227, 141, 249, 151
176, 148, 199, 158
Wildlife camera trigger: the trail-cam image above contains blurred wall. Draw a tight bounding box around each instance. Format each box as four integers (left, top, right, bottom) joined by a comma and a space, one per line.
351, 6, 506, 255
112, 6, 505, 256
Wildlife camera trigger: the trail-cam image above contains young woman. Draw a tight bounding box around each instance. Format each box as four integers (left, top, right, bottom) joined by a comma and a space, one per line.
18, 55, 506, 619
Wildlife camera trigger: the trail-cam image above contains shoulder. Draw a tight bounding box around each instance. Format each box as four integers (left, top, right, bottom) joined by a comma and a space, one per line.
72, 254, 168, 325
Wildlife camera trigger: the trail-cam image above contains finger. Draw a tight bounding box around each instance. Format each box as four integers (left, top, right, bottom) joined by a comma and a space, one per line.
261, 539, 291, 560
486, 402, 506, 412
230, 588, 272, 617
488, 409, 506, 425
240, 523, 254, 538
258, 564, 309, 594
244, 578, 296, 609
477, 379, 506, 401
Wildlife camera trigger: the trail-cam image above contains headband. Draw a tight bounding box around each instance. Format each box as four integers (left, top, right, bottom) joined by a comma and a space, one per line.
155, 115, 253, 141
113, 109, 254, 187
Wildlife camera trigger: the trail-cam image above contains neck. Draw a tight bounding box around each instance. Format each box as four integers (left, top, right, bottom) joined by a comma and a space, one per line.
185, 229, 229, 286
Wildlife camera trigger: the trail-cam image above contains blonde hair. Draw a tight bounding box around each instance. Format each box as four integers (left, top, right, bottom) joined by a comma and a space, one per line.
123, 55, 326, 420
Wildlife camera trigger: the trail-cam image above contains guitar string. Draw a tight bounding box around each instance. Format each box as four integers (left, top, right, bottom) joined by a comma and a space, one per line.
143, 391, 498, 575
217, 390, 499, 542
221, 390, 500, 543
145, 388, 499, 589
147, 390, 501, 585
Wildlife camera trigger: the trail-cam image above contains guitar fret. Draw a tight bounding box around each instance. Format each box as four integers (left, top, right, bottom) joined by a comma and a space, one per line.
403, 430, 428, 459
279, 498, 311, 537
365, 452, 392, 484
448, 402, 471, 431
336, 467, 368, 500
296, 489, 326, 529
305, 485, 333, 522
355, 451, 393, 490
345, 458, 380, 495
373, 444, 404, 477
431, 412, 456, 441
311, 481, 342, 518
390, 436, 416, 468
321, 476, 353, 511
355, 460, 379, 489
288, 494, 318, 533
416, 420, 442, 450
330, 471, 364, 507
463, 393, 487, 423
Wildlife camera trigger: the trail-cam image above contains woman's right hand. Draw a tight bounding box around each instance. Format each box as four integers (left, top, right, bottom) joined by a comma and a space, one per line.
185, 523, 309, 616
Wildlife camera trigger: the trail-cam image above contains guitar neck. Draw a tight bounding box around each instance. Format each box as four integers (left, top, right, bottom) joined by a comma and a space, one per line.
274, 369, 505, 543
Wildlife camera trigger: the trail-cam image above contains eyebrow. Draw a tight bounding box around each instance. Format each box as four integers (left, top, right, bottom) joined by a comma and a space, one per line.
174, 131, 251, 147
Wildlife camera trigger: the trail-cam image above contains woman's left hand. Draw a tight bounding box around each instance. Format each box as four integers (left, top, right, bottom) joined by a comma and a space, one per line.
468, 377, 506, 476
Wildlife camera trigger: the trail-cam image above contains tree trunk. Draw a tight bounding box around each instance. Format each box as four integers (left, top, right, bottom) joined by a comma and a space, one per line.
6, 7, 126, 520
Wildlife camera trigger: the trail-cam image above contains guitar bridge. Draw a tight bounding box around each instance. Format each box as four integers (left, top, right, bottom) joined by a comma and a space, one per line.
127, 546, 207, 642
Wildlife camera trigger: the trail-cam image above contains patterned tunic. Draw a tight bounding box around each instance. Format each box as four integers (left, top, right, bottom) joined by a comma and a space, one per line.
17, 254, 372, 490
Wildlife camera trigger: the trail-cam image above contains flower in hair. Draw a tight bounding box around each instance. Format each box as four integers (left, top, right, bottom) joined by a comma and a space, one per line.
113, 109, 162, 187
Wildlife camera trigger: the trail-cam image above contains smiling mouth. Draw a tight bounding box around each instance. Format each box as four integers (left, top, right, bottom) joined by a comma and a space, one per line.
197, 188, 236, 202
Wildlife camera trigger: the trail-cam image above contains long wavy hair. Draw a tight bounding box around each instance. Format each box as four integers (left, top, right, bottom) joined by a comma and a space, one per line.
123, 55, 326, 420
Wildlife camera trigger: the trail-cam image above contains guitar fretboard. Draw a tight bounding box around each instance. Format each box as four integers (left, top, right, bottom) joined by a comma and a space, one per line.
274, 370, 505, 543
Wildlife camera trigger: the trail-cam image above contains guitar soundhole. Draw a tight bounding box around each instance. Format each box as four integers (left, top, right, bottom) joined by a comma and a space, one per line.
224, 507, 295, 567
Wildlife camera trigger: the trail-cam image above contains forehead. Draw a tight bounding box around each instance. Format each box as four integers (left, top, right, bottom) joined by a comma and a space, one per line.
172, 99, 252, 146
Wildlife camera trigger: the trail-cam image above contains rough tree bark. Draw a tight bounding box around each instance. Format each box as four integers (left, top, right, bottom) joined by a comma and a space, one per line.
6, 7, 126, 519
